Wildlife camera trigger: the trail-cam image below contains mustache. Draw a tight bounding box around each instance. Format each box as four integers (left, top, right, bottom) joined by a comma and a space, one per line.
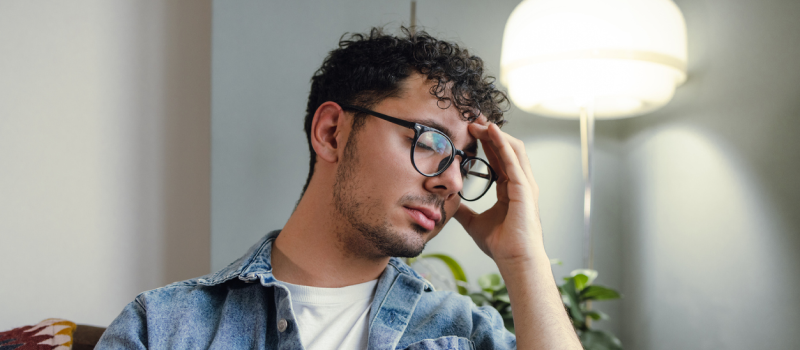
399, 194, 447, 225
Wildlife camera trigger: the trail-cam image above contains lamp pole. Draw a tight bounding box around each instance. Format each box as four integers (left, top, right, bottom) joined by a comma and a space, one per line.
579, 101, 595, 270
410, 1, 416, 34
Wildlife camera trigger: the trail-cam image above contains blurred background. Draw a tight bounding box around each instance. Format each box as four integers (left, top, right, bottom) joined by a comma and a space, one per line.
2, 0, 799, 348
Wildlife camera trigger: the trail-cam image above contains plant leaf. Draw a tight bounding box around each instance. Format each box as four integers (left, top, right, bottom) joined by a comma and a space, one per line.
494, 285, 508, 296
570, 269, 598, 286
501, 307, 514, 320
419, 254, 469, 295
503, 318, 515, 334
560, 277, 585, 329
494, 292, 511, 303
583, 310, 609, 321
561, 293, 571, 306
580, 330, 622, 350
581, 285, 622, 301
477, 273, 504, 293
573, 274, 589, 291
469, 293, 490, 306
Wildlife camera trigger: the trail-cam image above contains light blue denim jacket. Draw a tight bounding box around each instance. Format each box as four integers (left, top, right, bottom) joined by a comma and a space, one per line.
96, 230, 516, 349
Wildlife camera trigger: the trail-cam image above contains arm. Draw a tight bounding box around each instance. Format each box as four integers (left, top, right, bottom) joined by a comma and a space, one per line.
95, 299, 148, 350
454, 123, 582, 350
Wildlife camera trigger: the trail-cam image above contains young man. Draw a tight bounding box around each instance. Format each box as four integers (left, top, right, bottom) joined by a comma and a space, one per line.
97, 28, 582, 350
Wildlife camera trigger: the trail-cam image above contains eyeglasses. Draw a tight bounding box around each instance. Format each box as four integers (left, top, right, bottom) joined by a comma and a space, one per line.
339, 104, 497, 201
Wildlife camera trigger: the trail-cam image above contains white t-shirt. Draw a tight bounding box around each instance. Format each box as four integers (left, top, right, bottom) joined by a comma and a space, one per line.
279, 279, 379, 350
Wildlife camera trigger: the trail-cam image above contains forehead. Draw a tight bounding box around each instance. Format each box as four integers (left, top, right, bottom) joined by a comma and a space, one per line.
375, 74, 485, 148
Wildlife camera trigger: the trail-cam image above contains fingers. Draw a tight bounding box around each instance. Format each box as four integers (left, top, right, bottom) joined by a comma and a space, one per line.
498, 132, 538, 195
502, 132, 534, 185
469, 123, 530, 189
482, 139, 507, 182
489, 125, 528, 187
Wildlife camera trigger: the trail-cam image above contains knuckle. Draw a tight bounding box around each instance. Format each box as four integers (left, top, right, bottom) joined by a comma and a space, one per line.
496, 141, 509, 150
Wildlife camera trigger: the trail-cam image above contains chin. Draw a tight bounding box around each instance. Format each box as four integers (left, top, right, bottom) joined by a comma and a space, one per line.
397, 223, 444, 258
384, 226, 430, 258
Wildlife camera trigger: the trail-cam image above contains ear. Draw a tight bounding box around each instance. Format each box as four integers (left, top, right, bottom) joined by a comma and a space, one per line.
310, 101, 347, 164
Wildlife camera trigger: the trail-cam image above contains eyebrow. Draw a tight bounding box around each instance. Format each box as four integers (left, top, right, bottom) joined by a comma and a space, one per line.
463, 140, 478, 156
416, 118, 479, 156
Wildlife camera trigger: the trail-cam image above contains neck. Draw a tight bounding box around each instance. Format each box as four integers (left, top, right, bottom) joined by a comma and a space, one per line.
272, 178, 389, 288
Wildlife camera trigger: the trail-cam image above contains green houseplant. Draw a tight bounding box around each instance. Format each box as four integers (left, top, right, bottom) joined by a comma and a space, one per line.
409, 255, 622, 350
558, 269, 623, 350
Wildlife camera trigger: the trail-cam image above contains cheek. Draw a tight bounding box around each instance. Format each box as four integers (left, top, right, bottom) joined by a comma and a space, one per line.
357, 144, 415, 193
376, 141, 417, 179
355, 130, 423, 195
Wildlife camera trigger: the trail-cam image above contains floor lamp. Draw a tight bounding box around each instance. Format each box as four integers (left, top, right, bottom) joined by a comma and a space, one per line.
500, 0, 688, 269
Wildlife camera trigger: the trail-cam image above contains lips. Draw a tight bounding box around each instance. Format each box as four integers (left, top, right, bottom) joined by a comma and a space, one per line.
403, 205, 442, 231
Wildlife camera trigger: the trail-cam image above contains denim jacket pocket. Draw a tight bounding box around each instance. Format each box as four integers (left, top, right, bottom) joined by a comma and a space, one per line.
400, 336, 475, 350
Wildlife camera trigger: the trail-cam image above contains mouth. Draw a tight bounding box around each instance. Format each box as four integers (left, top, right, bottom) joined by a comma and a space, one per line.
403, 205, 442, 232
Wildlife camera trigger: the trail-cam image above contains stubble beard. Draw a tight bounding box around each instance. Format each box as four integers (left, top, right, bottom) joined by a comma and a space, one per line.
332, 131, 430, 259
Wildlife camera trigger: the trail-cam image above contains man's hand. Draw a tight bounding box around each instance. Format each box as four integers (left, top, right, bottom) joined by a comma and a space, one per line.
453, 122, 543, 264
454, 122, 583, 349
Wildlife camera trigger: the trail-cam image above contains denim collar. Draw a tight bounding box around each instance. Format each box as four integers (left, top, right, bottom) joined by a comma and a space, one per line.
194, 229, 434, 292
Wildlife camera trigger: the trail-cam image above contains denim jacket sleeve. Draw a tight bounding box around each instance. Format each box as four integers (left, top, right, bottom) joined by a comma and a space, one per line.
469, 303, 517, 350
394, 289, 516, 350
95, 298, 148, 349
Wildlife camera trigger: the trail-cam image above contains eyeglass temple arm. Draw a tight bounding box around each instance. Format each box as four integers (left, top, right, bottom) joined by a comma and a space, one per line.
466, 171, 491, 180
339, 104, 417, 130
456, 149, 498, 182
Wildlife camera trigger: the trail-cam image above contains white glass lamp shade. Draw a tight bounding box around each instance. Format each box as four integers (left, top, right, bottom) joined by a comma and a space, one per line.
500, 0, 687, 119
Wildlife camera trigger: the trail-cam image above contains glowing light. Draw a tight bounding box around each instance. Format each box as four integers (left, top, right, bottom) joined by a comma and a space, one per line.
500, 0, 687, 119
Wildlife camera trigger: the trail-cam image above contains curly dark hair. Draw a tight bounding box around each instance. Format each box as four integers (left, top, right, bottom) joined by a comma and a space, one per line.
300, 27, 509, 197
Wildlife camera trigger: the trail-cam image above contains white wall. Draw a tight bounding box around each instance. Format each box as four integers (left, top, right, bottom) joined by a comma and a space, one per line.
619, 0, 800, 348
0, 0, 211, 330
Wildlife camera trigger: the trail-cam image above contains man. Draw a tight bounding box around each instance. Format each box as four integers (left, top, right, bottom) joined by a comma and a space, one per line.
97, 28, 582, 349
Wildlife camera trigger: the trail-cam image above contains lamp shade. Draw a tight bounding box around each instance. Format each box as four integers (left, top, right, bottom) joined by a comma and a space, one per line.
500, 0, 687, 119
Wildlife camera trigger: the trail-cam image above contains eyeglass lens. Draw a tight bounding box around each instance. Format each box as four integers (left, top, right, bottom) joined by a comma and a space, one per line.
413, 130, 492, 201
460, 158, 492, 201
413, 131, 453, 175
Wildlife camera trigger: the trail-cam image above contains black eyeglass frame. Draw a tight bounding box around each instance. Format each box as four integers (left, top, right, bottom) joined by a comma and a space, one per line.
339, 103, 498, 201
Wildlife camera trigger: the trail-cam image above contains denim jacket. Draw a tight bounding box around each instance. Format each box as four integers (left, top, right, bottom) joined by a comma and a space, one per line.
96, 230, 516, 349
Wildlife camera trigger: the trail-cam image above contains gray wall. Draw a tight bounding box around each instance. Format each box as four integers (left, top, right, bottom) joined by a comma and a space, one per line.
619, 0, 800, 348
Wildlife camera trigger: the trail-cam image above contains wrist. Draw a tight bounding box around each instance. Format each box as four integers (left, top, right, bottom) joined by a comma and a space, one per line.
494, 245, 551, 274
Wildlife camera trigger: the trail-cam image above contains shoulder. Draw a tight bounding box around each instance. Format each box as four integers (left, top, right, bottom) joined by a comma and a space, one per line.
400, 289, 516, 349
133, 267, 263, 312
387, 259, 516, 349
411, 289, 496, 330
127, 229, 283, 314
99, 273, 274, 349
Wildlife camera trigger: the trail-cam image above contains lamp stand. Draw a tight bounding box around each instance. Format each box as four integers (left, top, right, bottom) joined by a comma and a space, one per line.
579, 102, 595, 270
579, 101, 596, 327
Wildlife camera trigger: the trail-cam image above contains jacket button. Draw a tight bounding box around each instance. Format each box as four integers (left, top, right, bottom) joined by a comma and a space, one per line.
277, 319, 288, 332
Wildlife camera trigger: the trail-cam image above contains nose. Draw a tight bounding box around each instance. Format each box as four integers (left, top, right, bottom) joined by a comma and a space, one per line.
424, 157, 464, 200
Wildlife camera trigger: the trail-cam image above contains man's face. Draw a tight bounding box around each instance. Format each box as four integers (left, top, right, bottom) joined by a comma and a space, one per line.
332, 74, 484, 259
